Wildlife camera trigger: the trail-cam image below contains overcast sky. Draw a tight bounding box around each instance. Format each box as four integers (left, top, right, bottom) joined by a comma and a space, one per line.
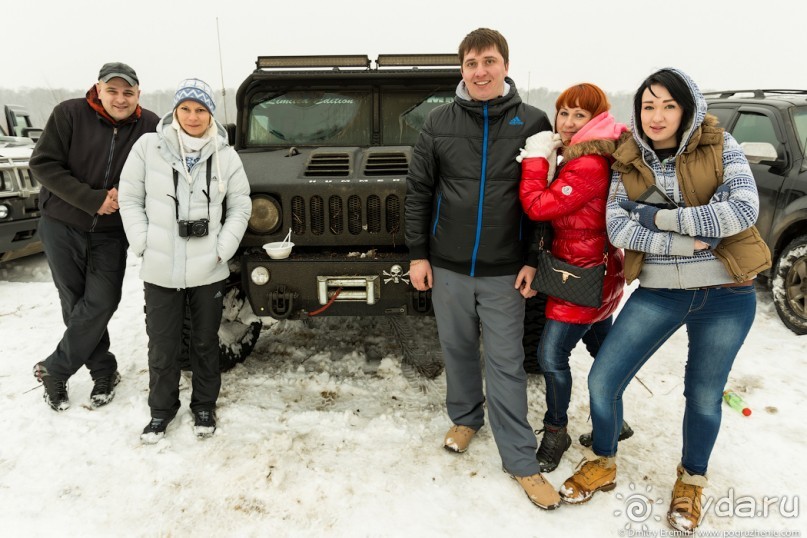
7, 0, 806, 97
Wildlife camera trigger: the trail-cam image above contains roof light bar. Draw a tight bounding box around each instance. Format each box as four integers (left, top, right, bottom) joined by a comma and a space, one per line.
376, 54, 460, 68
256, 55, 371, 69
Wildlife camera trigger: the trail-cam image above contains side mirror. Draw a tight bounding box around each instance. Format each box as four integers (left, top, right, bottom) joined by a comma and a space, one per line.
225, 123, 236, 146
21, 127, 43, 142
740, 141, 778, 165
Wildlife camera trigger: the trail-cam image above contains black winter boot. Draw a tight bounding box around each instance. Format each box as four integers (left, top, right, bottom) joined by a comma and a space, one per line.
90, 371, 121, 408
535, 425, 572, 472
579, 421, 634, 448
33, 362, 69, 412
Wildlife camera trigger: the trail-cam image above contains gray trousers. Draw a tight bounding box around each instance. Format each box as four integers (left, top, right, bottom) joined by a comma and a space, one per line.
431, 266, 539, 476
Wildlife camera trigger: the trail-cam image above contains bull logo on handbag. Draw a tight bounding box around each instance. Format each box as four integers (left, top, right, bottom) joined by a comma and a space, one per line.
552, 267, 581, 283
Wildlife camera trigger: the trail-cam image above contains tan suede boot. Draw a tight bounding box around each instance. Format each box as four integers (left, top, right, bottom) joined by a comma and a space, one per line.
513, 473, 562, 510
443, 425, 477, 453
559, 454, 617, 504
667, 465, 708, 534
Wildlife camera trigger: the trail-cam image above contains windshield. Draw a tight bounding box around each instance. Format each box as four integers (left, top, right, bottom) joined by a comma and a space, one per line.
380, 89, 454, 145
792, 106, 807, 157
245, 88, 455, 147
247, 90, 371, 146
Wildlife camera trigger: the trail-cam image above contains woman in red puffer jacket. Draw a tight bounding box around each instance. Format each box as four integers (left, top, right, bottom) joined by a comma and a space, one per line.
518, 83, 627, 473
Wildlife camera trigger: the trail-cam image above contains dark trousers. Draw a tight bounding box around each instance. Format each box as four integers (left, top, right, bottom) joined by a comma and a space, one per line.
144, 280, 225, 418
39, 216, 127, 380
538, 317, 612, 428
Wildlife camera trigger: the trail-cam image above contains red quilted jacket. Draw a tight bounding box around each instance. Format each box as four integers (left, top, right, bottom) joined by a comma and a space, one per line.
519, 131, 625, 324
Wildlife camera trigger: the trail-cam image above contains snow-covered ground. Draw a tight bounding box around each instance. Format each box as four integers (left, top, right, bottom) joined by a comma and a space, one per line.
1, 253, 804, 537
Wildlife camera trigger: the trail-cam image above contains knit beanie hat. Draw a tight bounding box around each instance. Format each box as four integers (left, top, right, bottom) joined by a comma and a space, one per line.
173, 78, 216, 114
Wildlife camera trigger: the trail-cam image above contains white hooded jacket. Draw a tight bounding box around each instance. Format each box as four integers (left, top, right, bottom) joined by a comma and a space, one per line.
119, 112, 251, 289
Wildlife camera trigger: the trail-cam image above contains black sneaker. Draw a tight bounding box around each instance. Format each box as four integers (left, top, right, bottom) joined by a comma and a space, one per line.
193, 409, 217, 439
32, 362, 69, 412
579, 421, 634, 448
535, 425, 572, 472
140, 416, 173, 444
90, 371, 121, 408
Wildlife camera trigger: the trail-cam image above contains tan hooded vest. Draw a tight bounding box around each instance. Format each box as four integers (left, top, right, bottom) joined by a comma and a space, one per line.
611, 115, 771, 283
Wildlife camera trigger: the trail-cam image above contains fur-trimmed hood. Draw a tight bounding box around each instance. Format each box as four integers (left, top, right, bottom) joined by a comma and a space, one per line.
564, 137, 618, 162
563, 111, 627, 162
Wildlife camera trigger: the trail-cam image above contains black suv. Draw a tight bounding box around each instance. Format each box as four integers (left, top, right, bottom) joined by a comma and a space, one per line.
706, 90, 807, 334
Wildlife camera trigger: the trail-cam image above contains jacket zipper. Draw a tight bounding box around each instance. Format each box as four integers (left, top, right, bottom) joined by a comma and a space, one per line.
90, 126, 118, 232
470, 103, 489, 276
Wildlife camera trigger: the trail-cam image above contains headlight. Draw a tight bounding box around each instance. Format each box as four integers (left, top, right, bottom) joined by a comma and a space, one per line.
248, 195, 281, 234
251, 266, 270, 285
0, 204, 9, 219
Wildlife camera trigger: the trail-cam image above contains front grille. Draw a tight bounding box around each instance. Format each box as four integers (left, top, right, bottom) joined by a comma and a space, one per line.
364, 152, 408, 176
304, 153, 350, 177
367, 195, 381, 233
19, 169, 37, 189
386, 195, 400, 233
290, 194, 401, 239
311, 196, 324, 235
348, 195, 362, 235
329, 195, 343, 234
291, 196, 305, 235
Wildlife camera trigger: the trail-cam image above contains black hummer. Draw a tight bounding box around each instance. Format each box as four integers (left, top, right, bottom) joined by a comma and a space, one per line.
219, 54, 546, 373
706, 90, 807, 334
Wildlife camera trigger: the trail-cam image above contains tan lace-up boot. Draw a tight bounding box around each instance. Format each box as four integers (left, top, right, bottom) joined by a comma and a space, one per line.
667, 465, 708, 534
443, 425, 477, 453
512, 473, 562, 510
559, 454, 617, 504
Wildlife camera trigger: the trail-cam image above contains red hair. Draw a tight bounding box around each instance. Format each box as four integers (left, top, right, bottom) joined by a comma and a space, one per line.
555, 83, 610, 118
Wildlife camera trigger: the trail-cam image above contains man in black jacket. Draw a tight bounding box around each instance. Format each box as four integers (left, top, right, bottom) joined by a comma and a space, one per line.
30, 62, 159, 411
405, 28, 560, 509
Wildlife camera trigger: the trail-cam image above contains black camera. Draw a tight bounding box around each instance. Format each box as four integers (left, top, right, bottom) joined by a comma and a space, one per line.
177, 219, 209, 238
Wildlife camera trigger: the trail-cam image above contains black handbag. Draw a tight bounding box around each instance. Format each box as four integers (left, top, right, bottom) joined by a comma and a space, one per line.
530, 228, 607, 308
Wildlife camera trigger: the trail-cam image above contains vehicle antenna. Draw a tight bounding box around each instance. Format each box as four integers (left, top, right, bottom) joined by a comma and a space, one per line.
216, 17, 229, 124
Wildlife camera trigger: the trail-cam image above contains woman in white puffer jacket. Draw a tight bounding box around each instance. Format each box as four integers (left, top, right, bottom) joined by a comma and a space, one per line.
119, 78, 251, 444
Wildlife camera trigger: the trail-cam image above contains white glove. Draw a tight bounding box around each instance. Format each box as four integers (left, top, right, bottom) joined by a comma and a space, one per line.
516, 131, 562, 181
527, 131, 562, 157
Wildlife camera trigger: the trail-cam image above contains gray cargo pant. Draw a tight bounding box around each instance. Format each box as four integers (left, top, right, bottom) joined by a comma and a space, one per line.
431, 266, 539, 477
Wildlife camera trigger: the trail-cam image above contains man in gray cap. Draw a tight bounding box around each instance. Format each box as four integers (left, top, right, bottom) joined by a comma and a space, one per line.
30, 62, 159, 411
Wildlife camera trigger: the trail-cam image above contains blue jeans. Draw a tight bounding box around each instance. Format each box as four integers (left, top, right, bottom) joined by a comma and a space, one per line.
588, 286, 756, 475
538, 317, 612, 428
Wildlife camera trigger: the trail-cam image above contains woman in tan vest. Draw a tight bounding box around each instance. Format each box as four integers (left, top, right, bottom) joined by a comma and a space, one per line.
558, 68, 770, 535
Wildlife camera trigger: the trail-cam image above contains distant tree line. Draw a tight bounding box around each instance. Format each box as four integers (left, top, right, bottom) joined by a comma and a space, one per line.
1, 86, 634, 135
0, 87, 239, 133
522, 87, 634, 126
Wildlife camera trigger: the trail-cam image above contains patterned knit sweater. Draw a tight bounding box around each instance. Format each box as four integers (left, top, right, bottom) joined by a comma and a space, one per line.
606, 68, 760, 288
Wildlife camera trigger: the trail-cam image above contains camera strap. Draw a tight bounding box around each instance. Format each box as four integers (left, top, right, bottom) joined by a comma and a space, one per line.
169, 156, 213, 221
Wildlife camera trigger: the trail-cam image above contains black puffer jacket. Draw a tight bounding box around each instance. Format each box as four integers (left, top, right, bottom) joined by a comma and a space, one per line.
31, 87, 159, 232
405, 79, 551, 276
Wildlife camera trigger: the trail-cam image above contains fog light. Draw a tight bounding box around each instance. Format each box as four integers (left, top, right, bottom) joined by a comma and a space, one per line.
0, 204, 9, 219
251, 266, 270, 285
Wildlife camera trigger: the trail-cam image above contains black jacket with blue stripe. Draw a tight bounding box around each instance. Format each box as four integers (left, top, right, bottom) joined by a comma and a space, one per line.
405, 79, 551, 276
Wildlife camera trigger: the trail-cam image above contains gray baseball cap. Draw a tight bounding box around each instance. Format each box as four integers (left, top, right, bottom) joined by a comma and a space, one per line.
98, 62, 139, 86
